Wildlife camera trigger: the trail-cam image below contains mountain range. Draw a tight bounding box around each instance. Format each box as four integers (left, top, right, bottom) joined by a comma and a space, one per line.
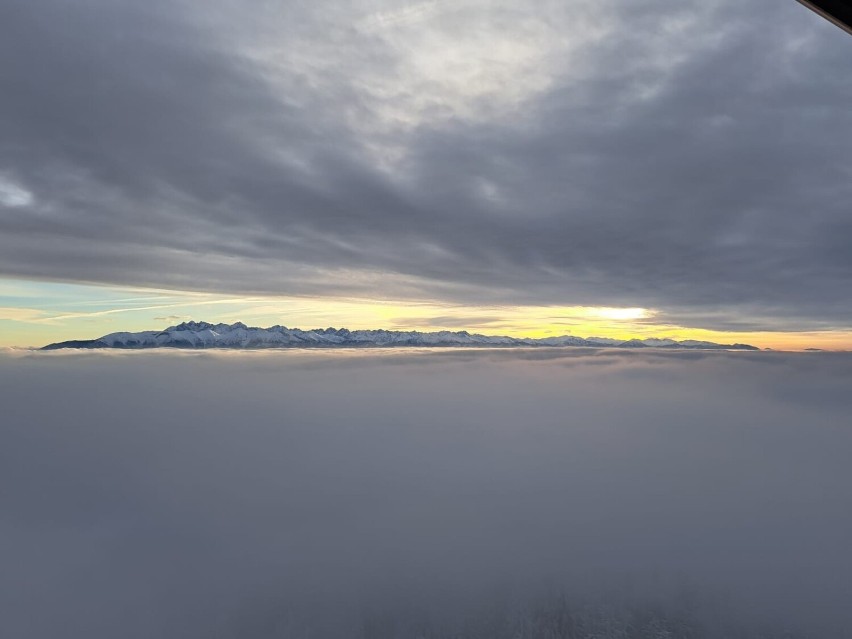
41, 321, 759, 351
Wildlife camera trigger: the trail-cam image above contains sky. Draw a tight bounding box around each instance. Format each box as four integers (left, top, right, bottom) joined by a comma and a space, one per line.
1, 0, 851, 349
4, 348, 852, 637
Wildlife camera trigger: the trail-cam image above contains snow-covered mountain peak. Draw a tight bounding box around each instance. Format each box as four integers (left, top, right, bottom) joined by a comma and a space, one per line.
41, 321, 760, 352
172, 320, 215, 331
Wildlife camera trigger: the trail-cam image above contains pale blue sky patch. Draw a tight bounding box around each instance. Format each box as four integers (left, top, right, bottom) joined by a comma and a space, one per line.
0, 278, 266, 347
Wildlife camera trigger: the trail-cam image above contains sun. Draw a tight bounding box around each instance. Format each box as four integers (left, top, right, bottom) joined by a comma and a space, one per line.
584, 307, 654, 321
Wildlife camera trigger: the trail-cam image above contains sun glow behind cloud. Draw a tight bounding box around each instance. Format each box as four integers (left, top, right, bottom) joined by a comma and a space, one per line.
583, 307, 653, 321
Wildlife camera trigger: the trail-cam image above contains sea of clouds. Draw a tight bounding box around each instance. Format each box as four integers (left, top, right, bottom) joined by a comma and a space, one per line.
2, 348, 852, 638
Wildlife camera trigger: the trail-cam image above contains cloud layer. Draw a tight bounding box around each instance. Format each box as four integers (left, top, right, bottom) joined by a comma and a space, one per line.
1, 1, 851, 330
2, 349, 852, 636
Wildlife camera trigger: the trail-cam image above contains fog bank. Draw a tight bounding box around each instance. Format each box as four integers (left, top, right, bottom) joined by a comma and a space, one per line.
2, 349, 851, 637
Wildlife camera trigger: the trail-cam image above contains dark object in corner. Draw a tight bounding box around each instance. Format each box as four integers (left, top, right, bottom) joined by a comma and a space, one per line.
797, 0, 852, 35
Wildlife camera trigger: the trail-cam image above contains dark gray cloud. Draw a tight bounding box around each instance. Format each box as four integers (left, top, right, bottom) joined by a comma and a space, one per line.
1, 1, 850, 330
2, 349, 852, 637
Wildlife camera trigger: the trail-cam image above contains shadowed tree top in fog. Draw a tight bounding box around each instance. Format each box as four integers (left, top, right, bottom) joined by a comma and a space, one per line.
1, 1, 852, 348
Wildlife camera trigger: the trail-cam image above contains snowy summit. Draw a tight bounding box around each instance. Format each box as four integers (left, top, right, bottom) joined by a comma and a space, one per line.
41, 321, 758, 351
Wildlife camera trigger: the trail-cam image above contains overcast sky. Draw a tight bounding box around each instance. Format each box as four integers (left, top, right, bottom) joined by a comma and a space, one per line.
1, 1, 851, 344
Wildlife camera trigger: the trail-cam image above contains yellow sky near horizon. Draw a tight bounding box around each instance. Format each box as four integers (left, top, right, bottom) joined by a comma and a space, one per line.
1, 278, 850, 351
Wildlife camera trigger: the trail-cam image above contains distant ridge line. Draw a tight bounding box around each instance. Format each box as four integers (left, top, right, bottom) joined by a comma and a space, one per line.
41, 320, 759, 351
